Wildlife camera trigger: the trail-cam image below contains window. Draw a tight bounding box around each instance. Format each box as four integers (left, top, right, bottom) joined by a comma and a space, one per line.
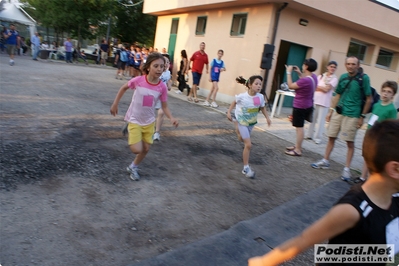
230, 13, 247, 36
376, 48, 393, 68
195, 16, 207, 35
347, 41, 367, 61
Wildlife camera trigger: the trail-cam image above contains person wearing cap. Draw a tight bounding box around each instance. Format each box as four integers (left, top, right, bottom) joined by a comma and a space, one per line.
306, 61, 338, 144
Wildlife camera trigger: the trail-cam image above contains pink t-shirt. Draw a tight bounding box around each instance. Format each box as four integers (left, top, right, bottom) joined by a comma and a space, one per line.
124, 75, 168, 126
314, 73, 338, 108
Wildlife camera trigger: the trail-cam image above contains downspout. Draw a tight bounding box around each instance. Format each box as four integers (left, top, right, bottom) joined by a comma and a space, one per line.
262, 2, 288, 105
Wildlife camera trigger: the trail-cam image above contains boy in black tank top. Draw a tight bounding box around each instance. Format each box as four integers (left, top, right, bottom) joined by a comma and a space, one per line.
248, 120, 399, 266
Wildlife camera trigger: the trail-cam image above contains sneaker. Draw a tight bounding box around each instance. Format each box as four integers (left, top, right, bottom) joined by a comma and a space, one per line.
341, 168, 351, 181
175, 90, 182, 94
126, 165, 140, 181
153, 132, 160, 141
211, 101, 219, 108
202, 100, 210, 107
311, 159, 330, 169
9, 61, 14, 66
242, 166, 255, 179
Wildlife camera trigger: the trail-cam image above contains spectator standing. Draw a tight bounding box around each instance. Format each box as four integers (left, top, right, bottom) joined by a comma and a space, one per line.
100, 39, 109, 66
187, 42, 209, 103
203, 49, 226, 108
357, 80, 398, 183
227, 76, 271, 179
176, 49, 190, 95
132, 46, 143, 77
311, 56, 372, 182
3, 24, 20, 66
114, 44, 128, 80
110, 52, 178, 181
284, 58, 318, 156
31, 32, 41, 61
306, 60, 338, 144
64, 37, 73, 63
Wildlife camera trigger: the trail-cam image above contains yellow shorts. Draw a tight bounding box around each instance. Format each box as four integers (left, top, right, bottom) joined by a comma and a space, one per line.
327, 112, 359, 142
127, 122, 155, 145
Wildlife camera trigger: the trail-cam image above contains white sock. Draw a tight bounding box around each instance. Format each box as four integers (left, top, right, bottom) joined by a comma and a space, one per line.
243, 164, 249, 169
322, 158, 329, 163
344, 167, 350, 171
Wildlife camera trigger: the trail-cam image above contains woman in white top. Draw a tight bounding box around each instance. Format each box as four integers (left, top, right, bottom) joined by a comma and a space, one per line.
306, 61, 338, 144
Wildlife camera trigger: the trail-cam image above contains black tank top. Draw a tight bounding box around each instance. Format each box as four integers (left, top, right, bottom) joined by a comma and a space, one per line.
320, 185, 399, 266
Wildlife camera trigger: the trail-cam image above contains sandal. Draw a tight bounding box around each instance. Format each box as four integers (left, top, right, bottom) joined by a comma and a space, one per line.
286, 146, 295, 151
194, 98, 199, 103
285, 150, 302, 156
187, 97, 193, 102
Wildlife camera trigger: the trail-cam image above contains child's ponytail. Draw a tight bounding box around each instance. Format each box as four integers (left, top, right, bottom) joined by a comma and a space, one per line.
236, 76, 248, 88
236, 75, 263, 89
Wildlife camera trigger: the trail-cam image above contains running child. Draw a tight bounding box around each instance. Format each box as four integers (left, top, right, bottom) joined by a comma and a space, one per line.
248, 119, 399, 266
356, 80, 398, 183
153, 54, 172, 141
227, 75, 271, 178
110, 52, 178, 181
203, 49, 226, 108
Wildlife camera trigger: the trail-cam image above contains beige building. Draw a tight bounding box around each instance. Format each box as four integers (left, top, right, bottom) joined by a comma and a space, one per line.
144, 0, 399, 106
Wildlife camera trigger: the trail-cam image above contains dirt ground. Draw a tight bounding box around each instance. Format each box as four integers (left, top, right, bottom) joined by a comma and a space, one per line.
0, 55, 343, 266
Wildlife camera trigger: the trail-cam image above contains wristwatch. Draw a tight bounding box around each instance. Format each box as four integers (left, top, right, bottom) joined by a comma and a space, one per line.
360, 114, 366, 118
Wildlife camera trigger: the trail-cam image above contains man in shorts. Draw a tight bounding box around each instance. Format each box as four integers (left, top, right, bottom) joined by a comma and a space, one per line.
311, 56, 372, 182
3, 24, 20, 66
187, 42, 209, 102
100, 39, 109, 66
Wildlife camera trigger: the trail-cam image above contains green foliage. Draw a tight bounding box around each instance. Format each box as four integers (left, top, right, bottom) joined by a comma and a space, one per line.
20, 0, 156, 47
107, 0, 156, 46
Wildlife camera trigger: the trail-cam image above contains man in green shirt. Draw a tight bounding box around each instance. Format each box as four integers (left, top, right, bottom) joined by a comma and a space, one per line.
311, 56, 372, 182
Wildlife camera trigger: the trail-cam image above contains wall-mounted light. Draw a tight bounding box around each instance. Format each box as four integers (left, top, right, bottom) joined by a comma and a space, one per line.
299, 18, 309, 26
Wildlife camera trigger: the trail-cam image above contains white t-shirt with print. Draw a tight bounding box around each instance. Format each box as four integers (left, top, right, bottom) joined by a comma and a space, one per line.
234, 92, 265, 126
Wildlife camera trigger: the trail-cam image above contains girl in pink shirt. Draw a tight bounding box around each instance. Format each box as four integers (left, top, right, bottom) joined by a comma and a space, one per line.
110, 52, 178, 181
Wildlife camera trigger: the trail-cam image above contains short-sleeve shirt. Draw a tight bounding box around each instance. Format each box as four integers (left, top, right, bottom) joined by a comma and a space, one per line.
327, 186, 399, 265
294, 74, 317, 109
5, 29, 18, 45
314, 73, 338, 108
124, 75, 168, 126
234, 92, 265, 126
367, 102, 397, 129
335, 73, 371, 118
64, 41, 73, 52
100, 43, 109, 53
190, 51, 209, 74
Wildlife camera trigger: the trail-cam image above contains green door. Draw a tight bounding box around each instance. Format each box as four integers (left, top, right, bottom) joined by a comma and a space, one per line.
167, 18, 179, 68
283, 43, 307, 107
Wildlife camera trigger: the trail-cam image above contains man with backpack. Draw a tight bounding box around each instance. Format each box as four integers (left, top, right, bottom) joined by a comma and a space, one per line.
114, 44, 128, 80
311, 56, 372, 182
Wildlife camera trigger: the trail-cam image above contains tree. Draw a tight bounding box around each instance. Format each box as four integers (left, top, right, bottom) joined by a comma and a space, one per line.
20, 0, 156, 47
110, 0, 156, 46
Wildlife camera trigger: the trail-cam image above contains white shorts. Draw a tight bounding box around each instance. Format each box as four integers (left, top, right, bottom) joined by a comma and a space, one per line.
237, 123, 254, 140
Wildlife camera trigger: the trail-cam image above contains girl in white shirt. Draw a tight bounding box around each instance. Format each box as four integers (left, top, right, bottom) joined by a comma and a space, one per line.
227, 75, 271, 178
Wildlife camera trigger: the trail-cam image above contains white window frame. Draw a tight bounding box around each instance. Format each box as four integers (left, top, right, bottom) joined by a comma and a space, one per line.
230, 13, 247, 36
